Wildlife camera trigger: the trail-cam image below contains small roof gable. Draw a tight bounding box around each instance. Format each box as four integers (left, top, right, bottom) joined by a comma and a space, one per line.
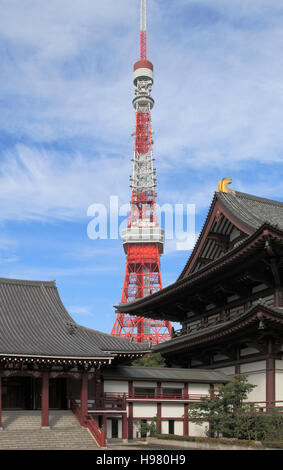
179, 185, 283, 279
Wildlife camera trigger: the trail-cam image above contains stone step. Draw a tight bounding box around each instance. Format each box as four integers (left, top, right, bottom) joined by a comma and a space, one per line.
2, 410, 81, 430
0, 411, 99, 450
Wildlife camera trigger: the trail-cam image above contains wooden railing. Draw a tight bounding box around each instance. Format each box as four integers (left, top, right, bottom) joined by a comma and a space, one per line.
70, 399, 106, 447
252, 401, 283, 412
70, 398, 82, 424
85, 414, 106, 448
88, 394, 127, 410
104, 390, 210, 402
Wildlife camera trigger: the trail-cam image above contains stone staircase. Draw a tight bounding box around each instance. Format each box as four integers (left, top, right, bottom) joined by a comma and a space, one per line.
0, 410, 99, 450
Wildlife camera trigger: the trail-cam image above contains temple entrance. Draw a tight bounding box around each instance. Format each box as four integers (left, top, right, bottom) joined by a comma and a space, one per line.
2, 377, 68, 410
112, 418, 119, 438
49, 378, 67, 409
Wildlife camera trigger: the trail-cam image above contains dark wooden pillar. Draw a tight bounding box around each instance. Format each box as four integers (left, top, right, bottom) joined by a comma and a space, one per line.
80, 372, 88, 426
0, 376, 2, 430
128, 380, 134, 440
235, 348, 241, 374
95, 370, 101, 407
183, 383, 189, 436
102, 413, 107, 441
41, 372, 49, 428
157, 381, 162, 434
122, 412, 127, 442
275, 288, 283, 307
266, 357, 275, 411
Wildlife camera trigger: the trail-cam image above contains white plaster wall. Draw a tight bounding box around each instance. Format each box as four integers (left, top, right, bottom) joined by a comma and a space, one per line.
133, 421, 140, 439
189, 421, 208, 437
174, 421, 183, 436
161, 403, 184, 418
275, 360, 283, 404
106, 418, 122, 439
133, 403, 157, 418
214, 366, 235, 376
161, 420, 168, 434
241, 361, 266, 373
107, 419, 112, 439
240, 347, 259, 357
104, 380, 128, 394
240, 361, 266, 402
188, 383, 210, 395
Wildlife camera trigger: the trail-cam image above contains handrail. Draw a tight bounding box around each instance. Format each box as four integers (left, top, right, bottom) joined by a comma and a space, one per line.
70, 398, 82, 424
85, 414, 106, 448
70, 399, 106, 447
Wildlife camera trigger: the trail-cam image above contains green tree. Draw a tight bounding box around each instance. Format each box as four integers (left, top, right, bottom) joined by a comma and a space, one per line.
188, 374, 256, 438
131, 352, 166, 368
134, 415, 159, 439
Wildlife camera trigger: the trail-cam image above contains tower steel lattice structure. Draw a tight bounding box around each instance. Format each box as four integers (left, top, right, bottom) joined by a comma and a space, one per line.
111, 0, 172, 344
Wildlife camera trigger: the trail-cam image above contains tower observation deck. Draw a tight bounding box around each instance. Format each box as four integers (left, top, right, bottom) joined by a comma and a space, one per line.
111, 0, 172, 345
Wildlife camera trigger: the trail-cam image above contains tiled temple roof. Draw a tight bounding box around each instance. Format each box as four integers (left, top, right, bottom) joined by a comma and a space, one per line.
0, 278, 149, 361
102, 365, 230, 383
218, 190, 283, 232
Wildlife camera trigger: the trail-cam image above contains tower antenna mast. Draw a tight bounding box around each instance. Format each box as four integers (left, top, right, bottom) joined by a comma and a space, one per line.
140, 0, 147, 59
111, 0, 172, 345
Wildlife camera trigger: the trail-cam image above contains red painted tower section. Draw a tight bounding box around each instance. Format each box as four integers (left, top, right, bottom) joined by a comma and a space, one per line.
111, 0, 172, 344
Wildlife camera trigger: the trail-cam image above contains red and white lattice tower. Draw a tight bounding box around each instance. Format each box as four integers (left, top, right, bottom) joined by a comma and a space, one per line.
111, 0, 172, 344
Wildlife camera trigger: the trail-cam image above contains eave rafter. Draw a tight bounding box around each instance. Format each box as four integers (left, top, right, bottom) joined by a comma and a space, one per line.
197, 257, 214, 266
207, 232, 231, 251
155, 305, 283, 356
217, 282, 251, 299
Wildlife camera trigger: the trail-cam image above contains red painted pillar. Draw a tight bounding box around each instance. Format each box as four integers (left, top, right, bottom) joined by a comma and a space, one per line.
102, 413, 107, 441
80, 372, 88, 426
122, 412, 127, 442
41, 372, 49, 428
157, 381, 162, 434
95, 370, 101, 407
128, 380, 134, 440
266, 357, 275, 411
0, 376, 2, 430
183, 383, 189, 436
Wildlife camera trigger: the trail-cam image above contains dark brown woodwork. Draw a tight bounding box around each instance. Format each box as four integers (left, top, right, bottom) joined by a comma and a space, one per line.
275, 288, 283, 307
180, 198, 253, 279
0, 377, 2, 429
207, 232, 231, 251
41, 372, 49, 428
197, 257, 213, 265
80, 372, 88, 426
266, 339, 275, 412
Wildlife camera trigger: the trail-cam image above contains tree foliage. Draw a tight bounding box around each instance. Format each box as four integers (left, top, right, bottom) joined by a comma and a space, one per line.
187, 374, 283, 441
131, 352, 166, 368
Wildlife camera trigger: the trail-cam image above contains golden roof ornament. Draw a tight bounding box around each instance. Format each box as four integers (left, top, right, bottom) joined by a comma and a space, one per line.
218, 177, 235, 194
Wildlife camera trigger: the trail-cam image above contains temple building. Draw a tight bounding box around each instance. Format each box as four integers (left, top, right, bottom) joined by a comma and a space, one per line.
0, 277, 229, 444
117, 179, 283, 412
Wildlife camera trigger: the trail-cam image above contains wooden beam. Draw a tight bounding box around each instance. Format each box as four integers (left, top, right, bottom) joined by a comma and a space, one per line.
41, 372, 49, 428
197, 257, 213, 265
207, 232, 231, 251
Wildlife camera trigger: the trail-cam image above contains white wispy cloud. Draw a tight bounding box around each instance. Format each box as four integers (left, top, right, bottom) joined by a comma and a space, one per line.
0, 0, 282, 226
67, 305, 94, 317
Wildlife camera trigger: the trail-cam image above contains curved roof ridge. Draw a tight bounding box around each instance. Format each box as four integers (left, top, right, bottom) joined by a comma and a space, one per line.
234, 190, 283, 206
0, 277, 56, 287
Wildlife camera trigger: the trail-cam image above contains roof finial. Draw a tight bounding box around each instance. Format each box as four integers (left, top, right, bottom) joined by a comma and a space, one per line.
218, 177, 235, 194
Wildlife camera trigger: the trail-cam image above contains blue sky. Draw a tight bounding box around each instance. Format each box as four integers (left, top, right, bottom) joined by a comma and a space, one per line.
0, 0, 282, 333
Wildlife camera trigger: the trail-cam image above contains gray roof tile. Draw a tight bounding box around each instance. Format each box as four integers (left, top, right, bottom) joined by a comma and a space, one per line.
102, 365, 230, 383
0, 278, 149, 360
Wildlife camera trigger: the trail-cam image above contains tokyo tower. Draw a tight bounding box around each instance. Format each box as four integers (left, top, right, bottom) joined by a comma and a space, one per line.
111, 0, 172, 344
